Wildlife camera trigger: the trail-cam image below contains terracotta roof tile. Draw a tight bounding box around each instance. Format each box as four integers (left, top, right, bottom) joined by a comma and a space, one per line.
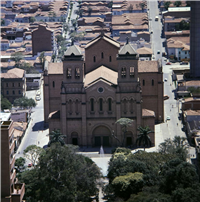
48, 63, 63, 74
137, 47, 153, 54
1, 68, 25, 79
138, 61, 158, 72
142, 109, 155, 117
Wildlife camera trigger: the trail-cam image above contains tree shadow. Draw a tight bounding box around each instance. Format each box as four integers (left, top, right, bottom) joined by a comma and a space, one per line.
32, 121, 48, 131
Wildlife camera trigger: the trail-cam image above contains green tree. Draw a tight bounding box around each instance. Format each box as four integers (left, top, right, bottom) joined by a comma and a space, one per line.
174, 1, 182, 7
175, 20, 190, 31
11, 52, 24, 67
56, 34, 65, 45
63, 22, 69, 33
186, 1, 191, 7
75, 9, 84, 17
112, 172, 144, 199
19, 61, 39, 74
128, 4, 133, 12
136, 126, 153, 151
115, 118, 134, 146
1, 19, 5, 26
87, 6, 92, 16
30, 17, 36, 23
139, 1, 146, 11
13, 97, 37, 109
39, 51, 46, 69
1, 95, 12, 110
48, 129, 66, 146
20, 143, 101, 202
70, 31, 86, 43
158, 136, 189, 161
71, 19, 77, 30
159, 158, 199, 194
164, 1, 171, 10
23, 145, 44, 168
107, 1, 113, 8
15, 157, 26, 173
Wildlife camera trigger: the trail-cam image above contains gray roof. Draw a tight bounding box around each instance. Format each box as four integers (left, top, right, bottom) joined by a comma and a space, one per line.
119, 43, 137, 55
64, 45, 82, 56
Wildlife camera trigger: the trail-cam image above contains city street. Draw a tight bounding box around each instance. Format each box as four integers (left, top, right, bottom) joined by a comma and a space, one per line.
15, 81, 49, 164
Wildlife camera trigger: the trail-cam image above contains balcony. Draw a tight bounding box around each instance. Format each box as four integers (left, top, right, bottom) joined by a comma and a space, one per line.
12, 183, 25, 202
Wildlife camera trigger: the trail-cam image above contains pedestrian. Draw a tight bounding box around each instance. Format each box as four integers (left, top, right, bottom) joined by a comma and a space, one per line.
42, 130, 43, 133
38, 141, 40, 144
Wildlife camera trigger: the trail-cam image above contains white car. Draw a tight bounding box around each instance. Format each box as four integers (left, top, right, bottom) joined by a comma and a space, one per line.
164, 78, 168, 81
35, 95, 41, 101
166, 116, 171, 120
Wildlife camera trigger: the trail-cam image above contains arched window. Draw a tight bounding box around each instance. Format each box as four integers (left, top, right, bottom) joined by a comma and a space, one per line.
69, 100, 72, 114
67, 68, 71, 78
99, 98, 103, 111
130, 99, 134, 113
123, 99, 127, 113
101, 52, 104, 59
90, 98, 94, 111
93, 56, 96, 62
108, 98, 112, 111
75, 68, 80, 78
121, 67, 126, 77
109, 56, 112, 62
130, 67, 134, 77
143, 79, 145, 86
152, 79, 154, 86
75, 99, 79, 114
53, 81, 55, 88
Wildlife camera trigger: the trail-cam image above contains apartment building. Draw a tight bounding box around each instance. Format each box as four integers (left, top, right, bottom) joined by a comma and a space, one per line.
32, 24, 56, 56
1, 68, 26, 103
1, 120, 25, 202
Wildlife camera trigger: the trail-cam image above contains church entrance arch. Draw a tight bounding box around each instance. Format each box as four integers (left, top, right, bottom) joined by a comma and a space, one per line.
71, 132, 78, 145
126, 131, 133, 147
93, 126, 111, 147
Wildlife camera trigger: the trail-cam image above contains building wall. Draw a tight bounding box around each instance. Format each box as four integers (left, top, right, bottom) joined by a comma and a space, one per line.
32, 25, 53, 56
190, 1, 200, 77
85, 38, 120, 73
1, 78, 26, 103
1, 121, 15, 199
139, 72, 164, 122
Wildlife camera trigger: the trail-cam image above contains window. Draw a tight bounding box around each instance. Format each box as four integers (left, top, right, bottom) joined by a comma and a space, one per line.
130, 99, 134, 113
143, 80, 145, 86
18, 90, 21, 94
185, 51, 187, 54
13, 90, 15, 95
152, 79, 154, 86
93, 56, 96, 62
67, 68, 72, 78
99, 98, 103, 111
69, 100, 72, 114
6, 83, 8, 87
75, 68, 80, 78
123, 99, 127, 113
75, 99, 79, 114
12, 83, 14, 87
53, 81, 55, 88
179, 51, 181, 54
7, 91, 9, 95
121, 67, 126, 77
130, 67, 134, 77
18, 83, 20, 87
108, 98, 112, 111
90, 98, 94, 111
109, 56, 112, 62
101, 52, 104, 59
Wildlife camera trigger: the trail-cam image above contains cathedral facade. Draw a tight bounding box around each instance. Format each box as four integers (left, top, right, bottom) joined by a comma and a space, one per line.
43, 34, 164, 147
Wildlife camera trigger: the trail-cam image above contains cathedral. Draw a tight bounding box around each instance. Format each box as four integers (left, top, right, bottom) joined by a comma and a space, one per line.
43, 33, 164, 147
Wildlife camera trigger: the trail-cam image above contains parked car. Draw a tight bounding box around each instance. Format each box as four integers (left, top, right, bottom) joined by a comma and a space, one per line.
35, 95, 41, 101
166, 116, 171, 120
155, 16, 159, 21
166, 62, 171, 65
164, 95, 169, 100
157, 50, 160, 54
28, 163, 33, 167
36, 90, 41, 96
180, 61, 188, 65
164, 78, 168, 81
